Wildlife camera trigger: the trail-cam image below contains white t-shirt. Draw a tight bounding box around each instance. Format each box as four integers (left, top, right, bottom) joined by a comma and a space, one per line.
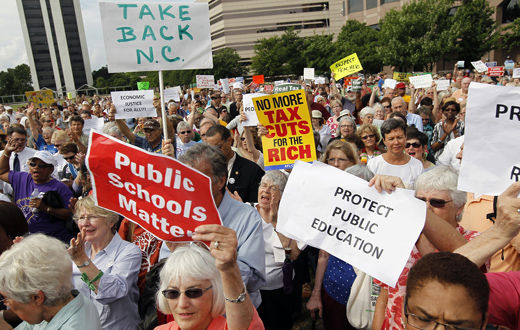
367, 154, 424, 188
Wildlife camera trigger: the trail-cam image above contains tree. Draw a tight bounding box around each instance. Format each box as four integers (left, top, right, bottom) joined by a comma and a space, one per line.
334, 20, 381, 73
301, 34, 336, 76
502, 17, 520, 50
198, 48, 246, 79
0, 64, 32, 95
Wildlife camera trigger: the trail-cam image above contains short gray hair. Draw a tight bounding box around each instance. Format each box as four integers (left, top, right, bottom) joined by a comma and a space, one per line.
261, 170, 288, 193
103, 122, 123, 138
337, 116, 356, 136
346, 164, 374, 182
391, 96, 406, 106
156, 244, 225, 317
179, 144, 227, 181
42, 127, 54, 135
359, 106, 375, 118
177, 121, 190, 132
415, 165, 466, 208
0, 234, 72, 306
74, 195, 119, 228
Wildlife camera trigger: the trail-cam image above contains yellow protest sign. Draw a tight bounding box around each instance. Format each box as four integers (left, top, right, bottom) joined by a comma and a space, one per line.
393, 72, 413, 82
25, 90, 55, 107
253, 90, 316, 170
330, 53, 363, 80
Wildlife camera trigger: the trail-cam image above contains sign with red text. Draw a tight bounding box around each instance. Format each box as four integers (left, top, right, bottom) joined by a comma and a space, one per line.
86, 131, 222, 242
252, 90, 316, 170
196, 75, 215, 89
487, 66, 504, 77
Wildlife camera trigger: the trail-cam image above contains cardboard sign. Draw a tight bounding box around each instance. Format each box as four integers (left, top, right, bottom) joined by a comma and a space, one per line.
383, 79, 397, 90
273, 83, 303, 94
252, 75, 264, 84
25, 90, 55, 107
435, 79, 450, 91
505, 60, 515, 70
164, 87, 181, 103
99, 2, 213, 73
314, 77, 326, 84
456, 60, 465, 68
513, 68, 520, 79
330, 53, 363, 80
252, 90, 316, 170
471, 60, 488, 73
487, 66, 505, 77
242, 93, 266, 127
196, 75, 215, 89
137, 81, 150, 90
458, 83, 520, 195
277, 161, 425, 287
111, 90, 156, 119
304, 68, 315, 80
392, 72, 413, 82
408, 74, 433, 89
83, 117, 105, 136
86, 131, 222, 242
485, 62, 497, 68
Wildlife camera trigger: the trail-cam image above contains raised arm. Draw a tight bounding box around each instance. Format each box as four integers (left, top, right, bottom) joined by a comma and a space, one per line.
110, 105, 136, 144
0, 138, 16, 183
369, 85, 380, 107
26, 104, 41, 142
408, 84, 417, 113
432, 82, 441, 123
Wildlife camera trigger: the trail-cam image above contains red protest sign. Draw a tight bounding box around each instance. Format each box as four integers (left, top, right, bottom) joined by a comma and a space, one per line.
487, 66, 504, 77
264, 84, 274, 93
86, 132, 222, 242
253, 75, 264, 84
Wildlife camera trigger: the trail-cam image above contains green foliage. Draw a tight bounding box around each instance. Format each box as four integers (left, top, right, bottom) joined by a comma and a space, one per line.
0, 64, 33, 95
301, 34, 336, 75
502, 17, 520, 50
335, 20, 381, 73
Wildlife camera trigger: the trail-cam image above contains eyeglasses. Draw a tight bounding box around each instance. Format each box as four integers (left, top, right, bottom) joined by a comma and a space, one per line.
28, 162, 53, 169
383, 105, 391, 108
260, 182, 279, 191
443, 107, 458, 113
327, 157, 351, 164
340, 125, 354, 129
162, 285, 212, 300
404, 297, 480, 330
361, 134, 375, 140
211, 96, 219, 100
406, 142, 422, 148
179, 130, 191, 134
143, 128, 158, 133
63, 154, 76, 161
416, 197, 453, 208
73, 215, 102, 224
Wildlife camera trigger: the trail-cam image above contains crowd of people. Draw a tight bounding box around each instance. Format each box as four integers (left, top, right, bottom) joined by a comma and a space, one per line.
0, 63, 519, 330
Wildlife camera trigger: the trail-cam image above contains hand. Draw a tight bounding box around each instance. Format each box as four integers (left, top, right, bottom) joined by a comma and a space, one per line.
431, 81, 437, 91
257, 124, 268, 137
4, 137, 18, 154
12, 236, 24, 245
442, 119, 459, 134
162, 139, 175, 158
67, 129, 80, 142
372, 85, 380, 94
239, 111, 247, 122
226, 187, 243, 202
368, 175, 405, 193
192, 225, 238, 272
27, 104, 36, 117
67, 228, 88, 264
306, 294, 323, 319
109, 104, 117, 116
75, 152, 85, 166
28, 198, 44, 211
69, 197, 78, 212
494, 182, 520, 239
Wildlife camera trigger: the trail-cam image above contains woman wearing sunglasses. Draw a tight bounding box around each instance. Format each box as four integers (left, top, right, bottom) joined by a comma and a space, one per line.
405, 128, 435, 170
155, 225, 263, 330
356, 123, 383, 164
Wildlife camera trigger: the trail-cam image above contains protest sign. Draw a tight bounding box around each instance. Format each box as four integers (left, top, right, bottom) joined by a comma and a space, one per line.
458, 83, 520, 195
252, 75, 264, 84
351, 78, 363, 92
487, 66, 505, 77
137, 81, 150, 90
263, 84, 274, 93
196, 75, 215, 89
220, 78, 230, 94
273, 83, 303, 94
111, 90, 156, 119
383, 79, 397, 90
25, 90, 55, 107
513, 68, 520, 79
485, 61, 497, 67
83, 117, 105, 136
314, 77, 326, 84
505, 59, 515, 70
330, 53, 363, 80
392, 72, 413, 82
87, 131, 222, 242
471, 60, 488, 73
435, 79, 450, 91
242, 93, 266, 127
164, 87, 181, 102
457, 60, 465, 68
252, 90, 316, 170
99, 2, 213, 73
277, 161, 425, 287
274, 80, 285, 86
304, 68, 315, 80
409, 74, 433, 89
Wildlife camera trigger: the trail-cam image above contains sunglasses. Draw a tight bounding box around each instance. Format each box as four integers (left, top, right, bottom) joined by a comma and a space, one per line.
443, 107, 458, 112
416, 197, 453, 208
143, 128, 158, 133
162, 285, 212, 300
405, 142, 422, 148
179, 130, 191, 134
28, 162, 53, 169
361, 134, 375, 140
211, 96, 219, 100
63, 154, 76, 161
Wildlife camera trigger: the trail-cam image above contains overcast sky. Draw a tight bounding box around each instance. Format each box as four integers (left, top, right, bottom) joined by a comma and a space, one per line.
0, 0, 193, 72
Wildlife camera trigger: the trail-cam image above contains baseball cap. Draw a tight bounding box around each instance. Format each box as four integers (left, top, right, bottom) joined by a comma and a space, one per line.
30, 151, 57, 167
143, 119, 161, 129
396, 82, 406, 89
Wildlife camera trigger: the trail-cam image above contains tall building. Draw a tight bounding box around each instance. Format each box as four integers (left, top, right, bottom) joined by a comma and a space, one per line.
206, 0, 347, 65
16, 0, 92, 96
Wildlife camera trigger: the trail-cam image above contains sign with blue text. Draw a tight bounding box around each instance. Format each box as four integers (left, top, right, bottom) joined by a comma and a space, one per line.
99, 2, 213, 73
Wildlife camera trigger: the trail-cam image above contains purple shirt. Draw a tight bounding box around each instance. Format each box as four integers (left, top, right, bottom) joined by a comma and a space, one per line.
9, 171, 73, 242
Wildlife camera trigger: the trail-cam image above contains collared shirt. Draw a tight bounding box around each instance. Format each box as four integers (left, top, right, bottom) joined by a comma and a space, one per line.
72, 234, 141, 330
9, 147, 37, 173
134, 135, 162, 153
431, 120, 464, 159
406, 112, 424, 132
15, 291, 101, 330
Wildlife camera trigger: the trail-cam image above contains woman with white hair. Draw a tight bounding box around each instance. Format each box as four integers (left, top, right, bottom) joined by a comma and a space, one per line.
175, 121, 196, 158
67, 195, 141, 330
155, 225, 263, 329
0, 234, 101, 329
359, 106, 375, 126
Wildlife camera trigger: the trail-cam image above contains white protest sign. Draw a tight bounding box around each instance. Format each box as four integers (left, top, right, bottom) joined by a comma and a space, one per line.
83, 117, 105, 136
220, 78, 230, 94
409, 74, 433, 89
274, 80, 285, 86
99, 2, 213, 73
196, 75, 215, 89
458, 83, 520, 195
471, 60, 488, 73
278, 161, 425, 287
457, 60, 465, 68
164, 87, 180, 102
513, 68, 520, 79
111, 90, 156, 119
435, 79, 450, 91
314, 77, 326, 84
304, 68, 315, 80
384, 79, 397, 89
241, 93, 266, 127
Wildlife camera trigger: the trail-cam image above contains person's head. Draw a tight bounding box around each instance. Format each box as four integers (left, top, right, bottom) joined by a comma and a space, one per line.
405, 127, 428, 162
28, 151, 55, 184
59, 143, 78, 164
418, 106, 433, 127
73, 195, 119, 244
156, 244, 224, 330
177, 121, 193, 143
41, 127, 54, 145
143, 119, 162, 145
179, 144, 227, 201
103, 122, 125, 141
456, 143, 464, 162
7, 126, 28, 152
316, 95, 327, 108
380, 97, 392, 116
395, 82, 406, 96
0, 234, 73, 325
373, 103, 384, 120
420, 97, 433, 111
69, 115, 84, 135
210, 92, 221, 107
168, 102, 179, 116
441, 101, 460, 121
391, 96, 407, 115
40, 115, 54, 128
330, 100, 343, 117
50, 130, 71, 152
357, 124, 380, 149
258, 170, 287, 209
337, 116, 356, 138
205, 125, 234, 161
415, 165, 466, 226
204, 107, 218, 119
311, 110, 324, 130
380, 118, 407, 156
461, 77, 472, 93
458, 106, 466, 123
0, 201, 27, 254
359, 106, 375, 125
321, 140, 359, 171
198, 118, 216, 142
345, 86, 356, 101
405, 252, 489, 330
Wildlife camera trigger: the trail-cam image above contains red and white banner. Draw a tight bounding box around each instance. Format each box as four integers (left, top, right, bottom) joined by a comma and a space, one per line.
86, 132, 222, 242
